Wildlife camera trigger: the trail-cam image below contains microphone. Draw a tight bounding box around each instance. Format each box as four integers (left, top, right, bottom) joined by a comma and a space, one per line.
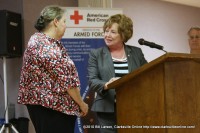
138, 38, 164, 50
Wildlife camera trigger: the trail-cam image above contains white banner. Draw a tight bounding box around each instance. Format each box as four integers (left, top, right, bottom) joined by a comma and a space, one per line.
64, 8, 122, 38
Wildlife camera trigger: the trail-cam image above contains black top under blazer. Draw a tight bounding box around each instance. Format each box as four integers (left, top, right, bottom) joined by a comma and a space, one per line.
88, 44, 148, 113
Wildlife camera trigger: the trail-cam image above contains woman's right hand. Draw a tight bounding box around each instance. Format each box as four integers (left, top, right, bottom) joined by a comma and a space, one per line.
79, 102, 88, 117
67, 87, 89, 117
104, 77, 120, 90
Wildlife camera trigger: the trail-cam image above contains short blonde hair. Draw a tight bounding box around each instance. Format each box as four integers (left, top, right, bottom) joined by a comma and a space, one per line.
187, 26, 200, 35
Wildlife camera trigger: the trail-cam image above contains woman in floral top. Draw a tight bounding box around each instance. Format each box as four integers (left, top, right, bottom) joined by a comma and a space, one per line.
17, 5, 88, 133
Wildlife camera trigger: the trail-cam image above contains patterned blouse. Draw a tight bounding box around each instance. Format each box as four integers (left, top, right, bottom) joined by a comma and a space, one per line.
18, 32, 81, 116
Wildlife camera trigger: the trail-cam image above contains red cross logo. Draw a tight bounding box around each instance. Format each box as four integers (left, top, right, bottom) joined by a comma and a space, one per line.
70, 10, 83, 24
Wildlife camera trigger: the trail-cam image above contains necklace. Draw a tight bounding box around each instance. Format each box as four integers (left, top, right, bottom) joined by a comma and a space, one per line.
112, 56, 127, 62
112, 52, 127, 62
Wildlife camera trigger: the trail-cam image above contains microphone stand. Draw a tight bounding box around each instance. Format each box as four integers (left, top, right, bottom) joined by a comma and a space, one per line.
0, 57, 19, 133
161, 49, 168, 53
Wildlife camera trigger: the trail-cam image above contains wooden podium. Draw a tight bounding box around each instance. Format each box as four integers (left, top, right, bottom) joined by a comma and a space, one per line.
108, 53, 200, 133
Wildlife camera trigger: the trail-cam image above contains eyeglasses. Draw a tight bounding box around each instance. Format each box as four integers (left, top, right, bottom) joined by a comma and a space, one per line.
189, 35, 200, 40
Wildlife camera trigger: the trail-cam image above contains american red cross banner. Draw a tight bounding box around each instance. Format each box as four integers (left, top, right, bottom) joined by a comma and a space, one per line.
61, 7, 122, 133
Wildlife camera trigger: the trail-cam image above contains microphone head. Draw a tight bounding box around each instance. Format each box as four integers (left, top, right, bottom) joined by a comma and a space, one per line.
138, 38, 145, 45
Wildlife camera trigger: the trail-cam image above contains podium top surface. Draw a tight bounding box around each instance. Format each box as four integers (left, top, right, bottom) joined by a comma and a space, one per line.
108, 52, 200, 89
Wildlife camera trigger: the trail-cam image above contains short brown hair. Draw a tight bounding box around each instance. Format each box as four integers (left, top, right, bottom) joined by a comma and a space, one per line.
103, 14, 133, 43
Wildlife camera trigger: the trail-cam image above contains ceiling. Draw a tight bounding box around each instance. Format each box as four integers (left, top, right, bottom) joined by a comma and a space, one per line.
162, 0, 200, 8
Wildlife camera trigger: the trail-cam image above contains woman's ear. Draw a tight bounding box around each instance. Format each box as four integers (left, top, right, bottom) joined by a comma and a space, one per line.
53, 18, 59, 27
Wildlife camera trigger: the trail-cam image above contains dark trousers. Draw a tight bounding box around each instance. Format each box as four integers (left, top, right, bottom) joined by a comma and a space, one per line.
26, 105, 77, 133
96, 111, 117, 133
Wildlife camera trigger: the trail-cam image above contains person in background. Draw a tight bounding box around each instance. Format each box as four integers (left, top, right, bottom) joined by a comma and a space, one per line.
188, 26, 200, 54
87, 14, 147, 133
17, 5, 88, 133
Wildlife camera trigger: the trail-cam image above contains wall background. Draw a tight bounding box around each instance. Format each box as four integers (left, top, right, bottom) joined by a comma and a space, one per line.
0, 0, 78, 132
0, 0, 24, 122
0, 0, 199, 133
114, 0, 200, 61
